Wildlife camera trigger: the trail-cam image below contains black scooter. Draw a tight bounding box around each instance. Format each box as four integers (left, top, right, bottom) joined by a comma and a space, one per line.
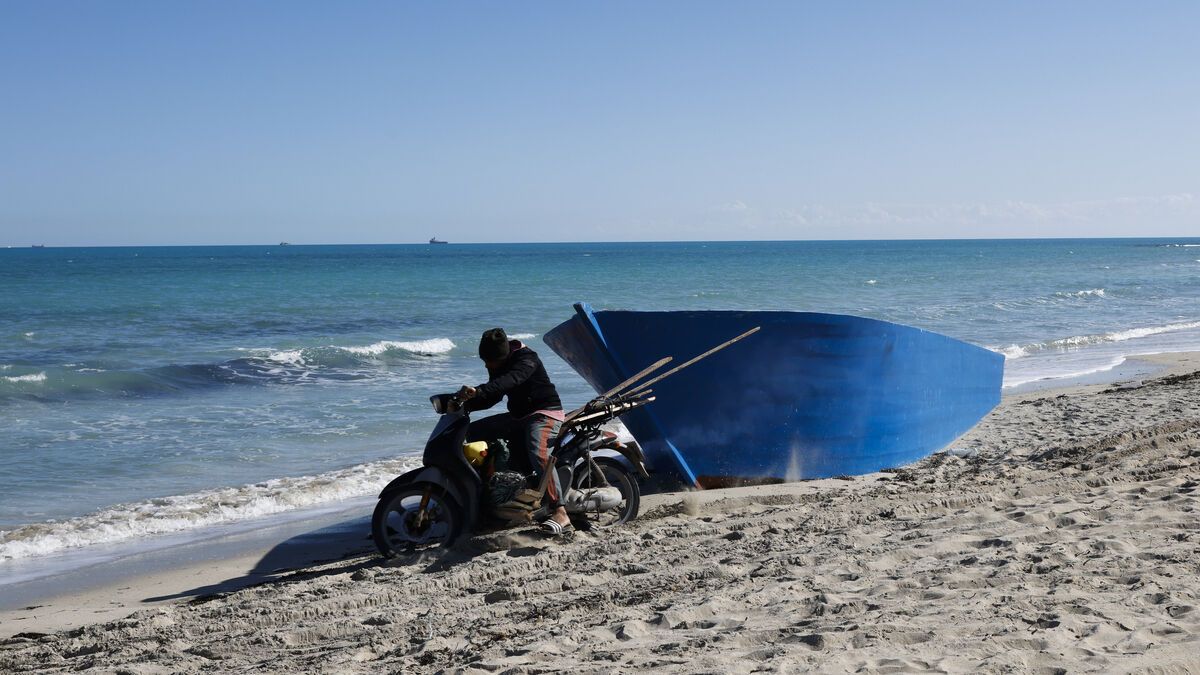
370, 326, 759, 556
371, 390, 652, 556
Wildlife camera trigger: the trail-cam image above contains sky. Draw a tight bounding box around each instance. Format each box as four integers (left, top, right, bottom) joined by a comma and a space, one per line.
1, 1, 1198, 245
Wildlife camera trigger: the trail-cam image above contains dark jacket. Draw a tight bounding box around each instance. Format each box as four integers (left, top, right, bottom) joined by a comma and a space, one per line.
465, 341, 562, 418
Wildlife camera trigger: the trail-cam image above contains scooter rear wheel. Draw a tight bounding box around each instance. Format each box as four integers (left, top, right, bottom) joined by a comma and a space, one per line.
372, 484, 463, 558
576, 459, 640, 529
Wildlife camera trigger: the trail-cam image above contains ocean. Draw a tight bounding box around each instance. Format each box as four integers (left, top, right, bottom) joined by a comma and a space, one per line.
2, 239, 1199, 573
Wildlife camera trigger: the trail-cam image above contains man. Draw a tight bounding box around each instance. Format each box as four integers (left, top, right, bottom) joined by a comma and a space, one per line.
458, 328, 573, 534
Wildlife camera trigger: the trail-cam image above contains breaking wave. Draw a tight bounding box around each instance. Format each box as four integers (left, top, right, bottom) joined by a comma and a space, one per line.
995, 320, 1200, 359
248, 337, 456, 366
0, 338, 457, 402
2, 372, 46, 384
0, 456, 420, 561
346, 337, 455, 355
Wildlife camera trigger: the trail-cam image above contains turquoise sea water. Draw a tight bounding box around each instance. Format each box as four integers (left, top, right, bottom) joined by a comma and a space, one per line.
2, 239, 1200, 566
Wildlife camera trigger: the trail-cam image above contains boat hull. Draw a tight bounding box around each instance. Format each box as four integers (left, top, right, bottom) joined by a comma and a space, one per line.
544, 304, 1003, 487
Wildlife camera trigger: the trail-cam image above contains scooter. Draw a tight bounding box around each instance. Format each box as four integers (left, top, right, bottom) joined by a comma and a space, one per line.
371, 390, 652, 556
370, 325, 759, 556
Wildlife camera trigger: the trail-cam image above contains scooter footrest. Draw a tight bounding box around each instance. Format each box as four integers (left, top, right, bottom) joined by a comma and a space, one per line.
494, 506, 534, 523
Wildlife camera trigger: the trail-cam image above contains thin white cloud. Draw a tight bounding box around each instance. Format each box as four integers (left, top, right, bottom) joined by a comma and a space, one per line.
693, 193, 1200, 239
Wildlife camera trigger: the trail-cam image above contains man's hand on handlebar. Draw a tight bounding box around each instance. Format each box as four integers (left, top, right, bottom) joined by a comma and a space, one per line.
456, 385, 478, 400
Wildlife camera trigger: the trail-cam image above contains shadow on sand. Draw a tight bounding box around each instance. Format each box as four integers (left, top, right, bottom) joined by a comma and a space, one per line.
142, 515, 379, 603
142, 516, 555, 604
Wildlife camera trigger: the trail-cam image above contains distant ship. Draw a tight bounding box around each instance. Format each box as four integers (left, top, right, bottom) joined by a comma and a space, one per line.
31, 244, 45, 248
429, 237, 448, 245
279, 242, 291, 246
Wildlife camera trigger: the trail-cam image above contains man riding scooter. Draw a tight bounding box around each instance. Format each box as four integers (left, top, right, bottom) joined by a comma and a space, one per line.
457, 328, 574, 535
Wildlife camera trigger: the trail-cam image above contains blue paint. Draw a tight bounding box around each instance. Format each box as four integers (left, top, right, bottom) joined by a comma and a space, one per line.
545, 304, 1004, 486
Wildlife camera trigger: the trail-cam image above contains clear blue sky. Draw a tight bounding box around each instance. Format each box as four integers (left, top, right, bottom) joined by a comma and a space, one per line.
2, 1, 1197, 245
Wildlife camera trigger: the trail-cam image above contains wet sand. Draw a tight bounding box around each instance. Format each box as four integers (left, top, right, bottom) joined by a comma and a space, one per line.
3, 353, 1200, 673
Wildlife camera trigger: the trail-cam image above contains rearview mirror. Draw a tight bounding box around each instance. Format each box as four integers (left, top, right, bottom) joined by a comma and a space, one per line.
430, 394, 453, 414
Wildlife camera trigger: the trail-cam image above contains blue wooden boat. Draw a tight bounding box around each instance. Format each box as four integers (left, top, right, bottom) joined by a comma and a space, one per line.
544, 303, 1004, 488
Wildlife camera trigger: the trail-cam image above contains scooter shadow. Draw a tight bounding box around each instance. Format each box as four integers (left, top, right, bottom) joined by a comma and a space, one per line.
142, 515, 379, 604
396, 526, 569, 574
142, 516, 567, 604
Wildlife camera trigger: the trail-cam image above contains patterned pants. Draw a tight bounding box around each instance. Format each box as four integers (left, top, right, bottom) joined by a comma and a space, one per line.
467, 412, 563, 505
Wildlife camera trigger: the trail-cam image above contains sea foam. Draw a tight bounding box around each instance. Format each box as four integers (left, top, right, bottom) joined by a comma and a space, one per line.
0, 456, 420, 561
995, 320, 1200, 359
1003, 356, 1128, 389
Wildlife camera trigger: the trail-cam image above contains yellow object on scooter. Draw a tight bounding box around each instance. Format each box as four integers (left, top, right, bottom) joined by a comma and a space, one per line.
463, 441, 488, 466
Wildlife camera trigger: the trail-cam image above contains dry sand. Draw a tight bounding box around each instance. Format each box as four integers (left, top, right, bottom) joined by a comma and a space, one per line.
3, 353, 1200, 673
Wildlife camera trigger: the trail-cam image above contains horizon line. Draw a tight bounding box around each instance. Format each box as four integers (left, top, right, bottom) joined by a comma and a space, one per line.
5, 234, 1200, 249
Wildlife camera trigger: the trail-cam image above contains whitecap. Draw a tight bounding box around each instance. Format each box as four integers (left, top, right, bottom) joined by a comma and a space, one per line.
249, 338, 456, 365
865, 279, 878, 285
508, 333, 537, 340
2, 372, 46, 383
1055, 288, 1105, 298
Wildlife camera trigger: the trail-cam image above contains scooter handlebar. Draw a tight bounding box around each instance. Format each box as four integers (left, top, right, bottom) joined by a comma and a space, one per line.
430, 393, 465, 414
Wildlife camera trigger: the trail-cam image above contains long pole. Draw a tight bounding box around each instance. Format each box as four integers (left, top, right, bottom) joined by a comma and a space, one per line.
622, 326, 760, 397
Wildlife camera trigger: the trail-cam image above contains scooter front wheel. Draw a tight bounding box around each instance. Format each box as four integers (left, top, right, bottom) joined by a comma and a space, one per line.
372, 484, 463, 558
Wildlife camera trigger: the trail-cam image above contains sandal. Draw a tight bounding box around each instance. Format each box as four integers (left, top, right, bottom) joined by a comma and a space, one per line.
540, 519, 574, 536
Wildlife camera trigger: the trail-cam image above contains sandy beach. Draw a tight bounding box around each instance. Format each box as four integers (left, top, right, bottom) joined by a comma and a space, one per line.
3, 353, 1200, 673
